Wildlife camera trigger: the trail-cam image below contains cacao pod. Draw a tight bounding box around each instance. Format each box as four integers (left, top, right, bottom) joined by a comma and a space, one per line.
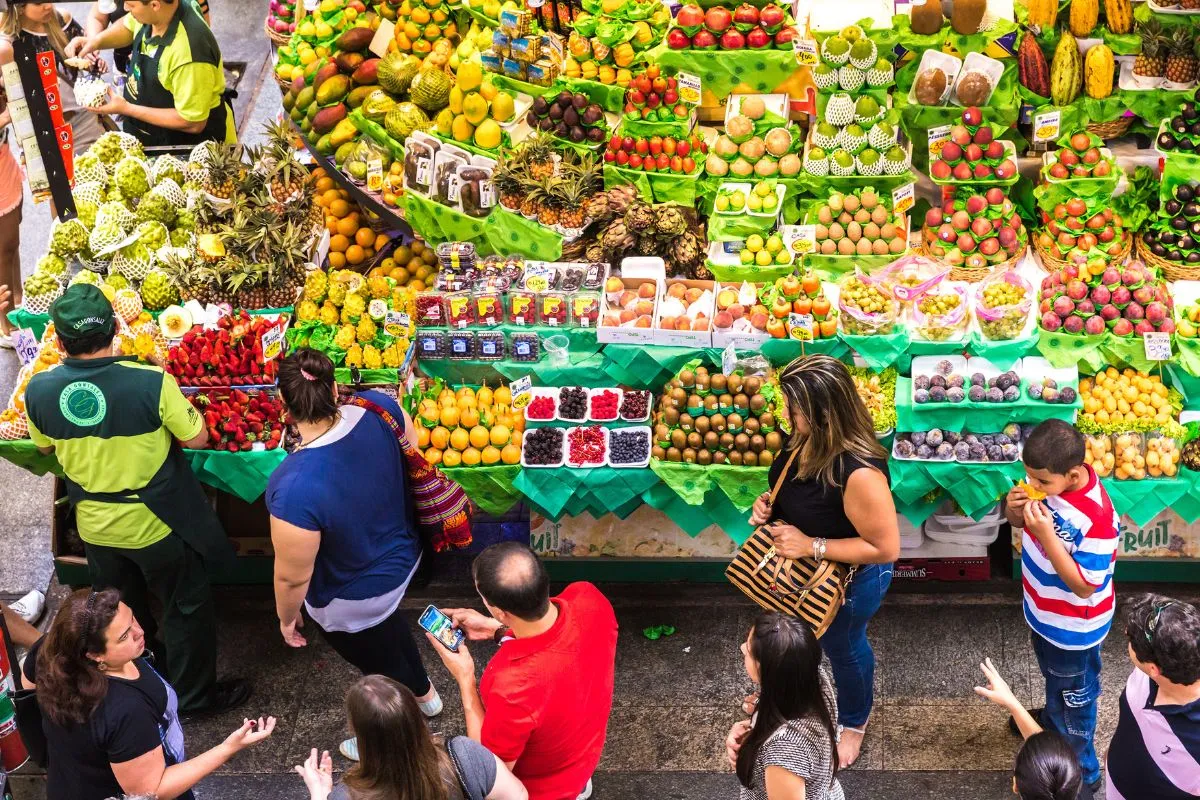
1027, 0, 1058, 29
1103, 0, 1132, 34
1051, 33, 1083, 107
1069, 0, 1099, 37
1084, 43, 1115, 99
1018, 34, 1052, 97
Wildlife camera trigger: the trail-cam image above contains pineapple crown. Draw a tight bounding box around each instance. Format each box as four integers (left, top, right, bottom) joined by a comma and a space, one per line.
1168, 26, 1196, 56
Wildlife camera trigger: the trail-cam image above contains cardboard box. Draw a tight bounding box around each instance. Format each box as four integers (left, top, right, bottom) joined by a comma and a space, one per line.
710, 281, 770, 349
894, 539, 991, 582
597, 257, 664, 345
652, 278, 714, 348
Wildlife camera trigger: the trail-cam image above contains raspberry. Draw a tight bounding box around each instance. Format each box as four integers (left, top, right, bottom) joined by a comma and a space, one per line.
590, 389, 620, 421
526, 395, 557, 421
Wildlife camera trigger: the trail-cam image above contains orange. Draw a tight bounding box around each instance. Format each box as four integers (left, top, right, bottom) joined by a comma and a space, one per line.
321, 188, 341, 207
489, 424, 510, 447
416, 423, 430, 448
327, 252, 346, 269
374, 233, 390, 251
440, 405, 460, 428
429, 426, 450, 450
389, 267, 410, 283
362, 247, 375, 261
461, 447, 481, 466
392, 245, 413, 263
501, 443, 521, 464
424, 448, 442, 465
441, 449, 461, 467
355, 227, 376, 248
345, 245, 366, 265
411, 240, 426, 255
449, 427, 469, 451
469, 425, 490, 449
337, 216, 360, 238
409, 279, 425, 292
481, 445, 501, 465
329, 234, 350, 253
460, 408, 480, 429
325, 216, 339, 233
369, 266, 388, 280
315, 176, 335, 193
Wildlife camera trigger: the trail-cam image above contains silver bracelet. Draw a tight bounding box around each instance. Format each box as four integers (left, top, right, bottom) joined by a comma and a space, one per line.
813, 537, 827, 561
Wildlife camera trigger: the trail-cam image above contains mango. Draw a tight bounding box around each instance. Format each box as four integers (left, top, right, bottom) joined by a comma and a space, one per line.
462, 91, 488, 125
335, 52, 365, 74
294, 85, 316, 112
315, 74, 353, 106
334, 25, 374, 53
335, 141, 357, 164
311, 103, 348, 135
448, 85, 464, 114
451, 114, 474, 143
436, 107, 455, 136
282, 90, 296, 112
351, 58, 380, 85
346, 84, 376, 108
456, 60, 483, 92
315, 132, 335, 156
473, 118, 501, 150
312, 61, 340, 91
329, 118, 359, 148
490, 91, 514, 122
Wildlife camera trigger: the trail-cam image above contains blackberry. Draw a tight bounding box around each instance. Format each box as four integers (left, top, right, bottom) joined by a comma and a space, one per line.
524, 428, 565, 465
558, 387, 588, 420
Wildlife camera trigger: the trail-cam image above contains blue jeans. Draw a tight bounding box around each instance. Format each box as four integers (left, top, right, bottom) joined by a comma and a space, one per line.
820, 562, 892, 728
1030, 631, 1102, 785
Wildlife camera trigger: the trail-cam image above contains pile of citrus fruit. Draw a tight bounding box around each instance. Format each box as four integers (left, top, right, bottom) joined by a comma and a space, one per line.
368, 239, 440, 291
413, 383, 524, 467
314, 167, 391, 269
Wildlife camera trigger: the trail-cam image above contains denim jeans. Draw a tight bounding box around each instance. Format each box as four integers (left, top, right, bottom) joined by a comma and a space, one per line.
819, 561, 892, 728
1030, 631, 1103, 785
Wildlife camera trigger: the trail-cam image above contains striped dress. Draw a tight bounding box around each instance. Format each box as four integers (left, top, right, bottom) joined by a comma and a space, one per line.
1020, 465, 1120, 650
1106, 669, 1200, 799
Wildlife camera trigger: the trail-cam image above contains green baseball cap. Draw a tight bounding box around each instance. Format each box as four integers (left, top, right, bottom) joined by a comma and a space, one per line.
50, 284, 117, 341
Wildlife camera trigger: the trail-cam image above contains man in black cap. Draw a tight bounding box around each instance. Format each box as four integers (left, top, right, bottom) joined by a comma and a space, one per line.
24, 284, 249, 714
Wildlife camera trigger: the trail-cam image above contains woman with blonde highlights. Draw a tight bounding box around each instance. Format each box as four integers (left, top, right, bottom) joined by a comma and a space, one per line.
747, 355, 899, 769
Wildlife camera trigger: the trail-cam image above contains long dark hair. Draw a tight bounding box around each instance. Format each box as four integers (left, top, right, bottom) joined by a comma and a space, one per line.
735, 613, 838, 789
342, 676, 450, 800
277, 348, 337, 424
1014, 731, 1081, 800
35, 588, 122, 726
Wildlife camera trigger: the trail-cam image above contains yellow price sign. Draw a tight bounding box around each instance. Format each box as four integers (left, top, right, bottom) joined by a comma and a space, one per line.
1033, 110, 1060, 144
509, 376, 532, 411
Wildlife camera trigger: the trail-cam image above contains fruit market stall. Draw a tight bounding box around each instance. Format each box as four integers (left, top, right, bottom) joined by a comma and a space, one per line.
9, 0, 1200, 584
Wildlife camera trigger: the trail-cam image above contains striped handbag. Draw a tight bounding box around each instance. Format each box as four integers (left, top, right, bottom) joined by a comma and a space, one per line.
346, 395, 473, 553
724, 449, 852, 638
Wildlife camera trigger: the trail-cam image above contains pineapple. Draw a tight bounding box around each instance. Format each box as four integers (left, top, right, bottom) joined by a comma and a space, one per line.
1135, 24, 1164, 77
201, 142, 245, 200
519, 176, 543, 219
535, 178, 560, 228
1165, 28, 1199, 84
522, 133, 555, 181
261, 118, 310, 203
491, 152, 526, 212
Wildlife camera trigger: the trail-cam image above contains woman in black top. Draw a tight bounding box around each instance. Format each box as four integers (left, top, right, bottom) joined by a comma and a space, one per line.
24, 588, 275, 800
748, 355, 899, 769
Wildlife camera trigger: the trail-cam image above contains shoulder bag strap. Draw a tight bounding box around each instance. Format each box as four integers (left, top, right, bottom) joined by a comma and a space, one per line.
343, 395, 419, 459
768, 448, 801, 508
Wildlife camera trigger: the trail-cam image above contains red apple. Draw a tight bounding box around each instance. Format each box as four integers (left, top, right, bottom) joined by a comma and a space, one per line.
616, 150, 628, 165
628, 153, 642, 168
774, 27, 797, 46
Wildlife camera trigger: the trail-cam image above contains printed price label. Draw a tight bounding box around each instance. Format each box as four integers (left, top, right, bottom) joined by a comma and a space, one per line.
788, 313, 814, 341
315, 229, 331, 267
509, 376, 533, 410
892, 182, 915, 217
678, 72, 702, 106
12, 328, 39, 366
367, 158, 384, 193
369, 19, 395, 58
1033, 110, 1060, 144
414, 158, 432, 188
793, 37, 819, 67
785, 224, 816, 257
1143, 331, 1172, 361
384, 310, 410, 336
722, 342, 737, 376
927, 125, 952, 158
261, 323, 285, 362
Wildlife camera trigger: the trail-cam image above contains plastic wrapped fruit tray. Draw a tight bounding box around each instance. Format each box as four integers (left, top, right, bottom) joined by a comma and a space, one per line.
521, 426, 566, 468
607, 426, 652, 469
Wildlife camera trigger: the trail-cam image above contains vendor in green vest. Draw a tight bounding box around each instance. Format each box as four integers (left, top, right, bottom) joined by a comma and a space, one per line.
24, 284, 251, 716
66, 0, 235, 146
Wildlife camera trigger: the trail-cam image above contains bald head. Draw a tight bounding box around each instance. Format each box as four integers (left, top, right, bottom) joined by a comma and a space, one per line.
472, 542, 551, 622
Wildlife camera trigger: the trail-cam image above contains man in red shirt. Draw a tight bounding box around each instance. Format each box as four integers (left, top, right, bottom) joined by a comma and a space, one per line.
430, 542, 618, 800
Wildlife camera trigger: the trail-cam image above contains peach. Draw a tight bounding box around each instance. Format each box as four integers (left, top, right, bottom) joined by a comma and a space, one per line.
714, 310, 734, 329
619, 290, 638, 308
659, 316, 676, 330
633, 316, 651, 327
667, 283, 686, 299
603, 314, 621, 327
728, 303, 745, 319
749, 310, 769, 330
635, 299, 655, 317
684, 287, 703, 304
717, 289, 737, 309
638, 281, 657, 298
619, 308, 636, 323
605, 276, 623, 293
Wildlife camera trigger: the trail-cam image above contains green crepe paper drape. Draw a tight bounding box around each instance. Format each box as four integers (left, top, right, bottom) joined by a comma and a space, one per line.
617, 116, 694, 140
6, 308, 50, 339
707, 211, 777, 242
489, 74, 554, 101
603, 164, 704, 205
1036, 328, 1110, 372
895, 376, 1079, 432
1166, 364, 1200, 406
602, 344, 702, 389
647, 461, 768, 542
841, 331, 912, 372
493, 351, 612, 386
889, 457, 1023, 521
430, 129, 512, 160
705, 261, 796, 284
1176, 337, 1200, 378
894, 59, 1022, 172
183, 448, 286, 503
968, 330, 1039, 371
403, 193, 492, 255
1103, 336, 1175, 374
483, 207, 565, 261
890, 15, 1019, 58
513, 466, 661, 520
759, 337, 851, 365
645, 44, 799, 101
804, 253, 895, 281
440, 465, 523, 516
1103, 473, 1200, 527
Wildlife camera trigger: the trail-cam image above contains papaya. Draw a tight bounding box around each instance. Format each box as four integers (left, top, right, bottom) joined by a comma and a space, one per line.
462, 91, 488, 125
451, 113, 473, 142
315, 74, 354, 106
1069, 0, 1098, 37
351, 58, 380, 85
329, 118, 359, 148
312, 61, 340, 91
950, 0, 985, 35
1103, 0, 1132, 34
334, 26, 375, 53
346, 84, 376, 108
1084, 43, 1114, 99
311, 103, 348, 135
1050, 32, 1083, 107
1027, 0, 1057, 29
335, 52, 365, 75
910, 0, 943, 35
448, 85, 465, 114
473, 118, 501, 150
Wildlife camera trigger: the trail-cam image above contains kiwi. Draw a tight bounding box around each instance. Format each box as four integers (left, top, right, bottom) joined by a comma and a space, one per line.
680, 413, 695, 431
717, 393, 734, 413
710, 374, 727, 393
695, 366, 710, 378
713, 451, 728, 465
679, 369, 695, 387
711, 413, 727, 432
697, 449, 713, 465
669, 378, 682, 390
743, 451, 759, 466
750, 394, 767, 413
671, 428, 687, 449
758, 450, 774, 467
703, 431, 720, 451
654, 423, 671, 445
682, 447, 697, 463
704, 395, 720, 413
670, 387, 687, 404
734, 432, 750, 452
687, 393, 703, 412
727, 413, 744, 432
744, 417, 761, 435
695, 374, 711, 395
719, 432, 735, 451
744, 376, 762, 395
759, 412, 776, 431
750, 434, 765, 453
727, 374, 744, 394
663, 407, 680, 426
764, 431, 782, 452
652, 445, 667, 460
695, 415, 711, 434
728, 450, 744, 465
687, 431, 703, 449
733, 393, 750, 414
666, 446, 682, 462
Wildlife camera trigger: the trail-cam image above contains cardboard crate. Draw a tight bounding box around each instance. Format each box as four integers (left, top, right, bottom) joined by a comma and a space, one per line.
894, 539, 991, 582
597, 258, 665, 345
652, 278, 715, 348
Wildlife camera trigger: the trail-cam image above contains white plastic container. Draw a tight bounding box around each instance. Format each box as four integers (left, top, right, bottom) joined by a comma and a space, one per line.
607, 425, 652, 469
951, 52, 1004, 107
523, 387, 559, 422
520, 427, 566, 468
908, 49, 961, 107
587, 387, 623, 422
556, 386, 589, 422
925, 502, 1002, 545
619, 389, 654, 423
565, 425, 609, 468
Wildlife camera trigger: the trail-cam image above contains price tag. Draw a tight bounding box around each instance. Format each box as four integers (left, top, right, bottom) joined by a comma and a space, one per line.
793, 37, 819, 67
892, 182, 915, 217
1033, 110, 1060, 144
315, 229, 331, 267
369, 19, 395, 58
677, 72, 702, 106
522, 261, 555, 292
509, 376, 532, 410
927, 125, 952, 158
722, 342, 737, 376
788, 313, 814, 341
384, 310, 410, 336
12, 328, 39, 366
414, 158, 432, 189
1143, 331, 1173, 361
367, 158, 384, 193
261, 323, 285, 362
784, 224, 816, 257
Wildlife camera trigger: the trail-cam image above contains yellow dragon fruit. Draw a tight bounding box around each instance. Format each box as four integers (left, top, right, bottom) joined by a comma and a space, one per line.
357, 316, 377, 343
344, 343, 364, 368
363, 345, 382, 369
334, 324, 356, 350
319, 302, 339, 326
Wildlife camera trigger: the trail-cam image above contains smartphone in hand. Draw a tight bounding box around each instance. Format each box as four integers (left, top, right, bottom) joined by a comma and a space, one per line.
419, 605, 465, 652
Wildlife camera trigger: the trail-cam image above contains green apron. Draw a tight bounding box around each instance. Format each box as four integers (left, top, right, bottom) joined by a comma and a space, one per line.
122, 1, 232, 147
64, 443, 235, 573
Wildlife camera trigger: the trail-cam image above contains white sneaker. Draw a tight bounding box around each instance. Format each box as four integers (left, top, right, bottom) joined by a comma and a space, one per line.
576, 778, 593, 800
419, 686, 443, 718
10, 590, 45, 625
339, 737, 359, 761
0, 334, 13, 350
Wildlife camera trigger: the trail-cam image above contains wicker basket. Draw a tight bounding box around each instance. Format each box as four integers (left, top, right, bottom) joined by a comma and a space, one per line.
1138, 238, 1200, 282
916, 238, 1028, 283
1034, 233, 1132, 273
264, 17, 291, 48
1086, 116, 1133, 140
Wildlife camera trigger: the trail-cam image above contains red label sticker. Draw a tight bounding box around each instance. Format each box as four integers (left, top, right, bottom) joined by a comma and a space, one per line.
43, 84, 65, 128
55, 123, 75, 183
36, 51, 57, 88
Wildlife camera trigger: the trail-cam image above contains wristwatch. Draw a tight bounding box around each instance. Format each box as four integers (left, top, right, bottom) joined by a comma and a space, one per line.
493, 624, 511, 644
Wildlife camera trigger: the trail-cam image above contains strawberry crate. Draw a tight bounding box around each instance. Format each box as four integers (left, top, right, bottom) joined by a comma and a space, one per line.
166, 311, 290, 388
186, 388, 287, 452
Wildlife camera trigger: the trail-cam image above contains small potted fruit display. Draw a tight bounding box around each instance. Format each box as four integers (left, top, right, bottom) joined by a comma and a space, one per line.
804, 94, 910, 179
704, 97, 802, 181
806, 187, 908, 262
760, 272, 838, 340
1041, 131, 1118, 184
928, 107, 1018, 186
411, 382, 524, 469
974, 271, 1033, 341
920, 188, 1028, 275
604, 131, 706, 175
1034, 197, 1130, 275
621, 65, 694, 130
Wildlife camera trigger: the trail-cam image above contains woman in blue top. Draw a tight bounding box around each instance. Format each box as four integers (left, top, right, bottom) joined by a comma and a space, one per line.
267, 348, 441, 763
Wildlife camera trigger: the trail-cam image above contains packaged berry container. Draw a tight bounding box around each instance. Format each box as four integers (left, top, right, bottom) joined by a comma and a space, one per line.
507, 290, 538, 326
570, 292, 600, 328
582, 262, 607, 291
448, 331, 477, 360
539, 291, 568, 327
415, 292, 446, 327
475, 291, 504, 327
619, 389, 653, 422
475, 331, 506, 361
608, 426, 652, 468
560, 265, 586, 292
437, 242, 477, 272
415, 330, 448, 360
444, 292, 475, 329
510, 332, 541, 362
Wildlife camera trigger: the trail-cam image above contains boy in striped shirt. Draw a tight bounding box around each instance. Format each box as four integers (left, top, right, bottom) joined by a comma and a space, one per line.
1005, 419, 1119, 797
